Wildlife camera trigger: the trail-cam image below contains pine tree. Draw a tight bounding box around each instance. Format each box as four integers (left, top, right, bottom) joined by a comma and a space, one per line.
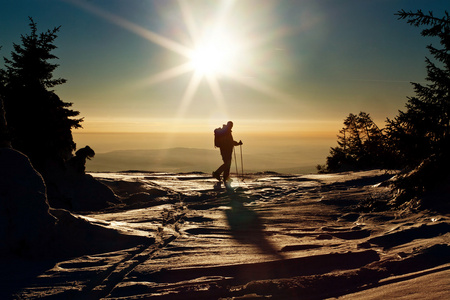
2, 18, 83, 169
386, 10, 450, 167
0, 62, 8, 146
385, 10, 450, 207
326, 112, 385, 171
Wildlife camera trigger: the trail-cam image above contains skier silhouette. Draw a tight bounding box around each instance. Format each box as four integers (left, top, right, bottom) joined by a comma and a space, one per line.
213, 121, 242, 187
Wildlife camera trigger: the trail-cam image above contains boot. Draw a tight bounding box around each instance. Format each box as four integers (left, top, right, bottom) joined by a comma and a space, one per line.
212, 171, 221, 181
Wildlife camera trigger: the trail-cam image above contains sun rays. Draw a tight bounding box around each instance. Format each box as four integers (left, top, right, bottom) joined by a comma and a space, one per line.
65, 0, 296, 122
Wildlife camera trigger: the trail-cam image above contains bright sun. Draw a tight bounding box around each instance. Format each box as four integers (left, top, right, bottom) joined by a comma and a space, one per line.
188, 36, 238, 75
72, 0, 295, 129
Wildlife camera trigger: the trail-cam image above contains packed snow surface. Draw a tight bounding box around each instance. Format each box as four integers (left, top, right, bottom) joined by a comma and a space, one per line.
2, 170, 449, 299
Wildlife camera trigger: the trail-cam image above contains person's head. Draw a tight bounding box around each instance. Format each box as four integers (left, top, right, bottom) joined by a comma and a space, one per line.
227, 121, 233, 129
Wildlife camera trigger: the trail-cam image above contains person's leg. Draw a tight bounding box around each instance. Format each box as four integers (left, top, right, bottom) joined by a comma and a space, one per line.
213, 164, 225, 180
221, 148, 233, 182
214, 147, 232, 181
213, 152, 228, 179
223, 158, 232, 182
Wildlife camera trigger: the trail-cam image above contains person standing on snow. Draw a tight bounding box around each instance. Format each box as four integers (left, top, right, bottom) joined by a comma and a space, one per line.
212, 121, 242, 186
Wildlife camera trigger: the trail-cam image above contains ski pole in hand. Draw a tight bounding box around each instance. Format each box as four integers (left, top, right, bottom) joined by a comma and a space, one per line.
233, 146, 239, 180
240, 144, 244, 182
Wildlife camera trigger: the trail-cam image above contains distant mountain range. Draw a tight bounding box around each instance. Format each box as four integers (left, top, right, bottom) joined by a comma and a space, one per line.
86, 147, 321, 174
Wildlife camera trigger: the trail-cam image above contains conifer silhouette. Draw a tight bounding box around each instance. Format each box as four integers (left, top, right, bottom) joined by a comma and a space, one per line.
386, 10, 450, 168
326, 112, 385, 171
385, 10, 450, 207
1, 18, 83, 169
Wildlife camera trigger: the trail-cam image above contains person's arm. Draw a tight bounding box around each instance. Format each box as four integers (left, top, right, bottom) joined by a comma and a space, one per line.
230, 132, 242, 146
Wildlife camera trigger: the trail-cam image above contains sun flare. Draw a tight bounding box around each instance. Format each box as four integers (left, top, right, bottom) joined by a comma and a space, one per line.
188, 36, 238, 75
72, 0, 297, 121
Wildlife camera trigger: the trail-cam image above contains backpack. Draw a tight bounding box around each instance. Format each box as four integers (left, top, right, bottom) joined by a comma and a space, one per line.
214, 127, 226, 148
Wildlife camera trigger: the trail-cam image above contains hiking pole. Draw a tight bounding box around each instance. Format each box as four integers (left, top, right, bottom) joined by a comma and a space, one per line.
233, 146, 239, 180
240, 144, 244, 182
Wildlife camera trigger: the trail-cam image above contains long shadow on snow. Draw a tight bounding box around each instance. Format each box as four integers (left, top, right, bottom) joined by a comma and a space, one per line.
225, 193, 285, 260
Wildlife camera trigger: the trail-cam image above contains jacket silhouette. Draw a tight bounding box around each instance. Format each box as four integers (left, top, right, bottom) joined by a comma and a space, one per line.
213, 121, 242, 185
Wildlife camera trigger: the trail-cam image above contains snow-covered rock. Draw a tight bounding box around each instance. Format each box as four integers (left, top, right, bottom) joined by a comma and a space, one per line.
43, 158, 119, 212
0, 148, 151, 259
0, 148, 56, 256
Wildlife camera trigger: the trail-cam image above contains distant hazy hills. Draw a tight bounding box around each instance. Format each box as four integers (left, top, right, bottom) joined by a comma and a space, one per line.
86, 147, 320, 174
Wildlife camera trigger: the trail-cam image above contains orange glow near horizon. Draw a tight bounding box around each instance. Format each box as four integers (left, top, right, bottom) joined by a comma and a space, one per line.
73, 129, 338, 156
75, 118, 342, 135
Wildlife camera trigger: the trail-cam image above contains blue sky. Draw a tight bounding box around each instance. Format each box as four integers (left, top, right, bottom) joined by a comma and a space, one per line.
1, 0, 449, 136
